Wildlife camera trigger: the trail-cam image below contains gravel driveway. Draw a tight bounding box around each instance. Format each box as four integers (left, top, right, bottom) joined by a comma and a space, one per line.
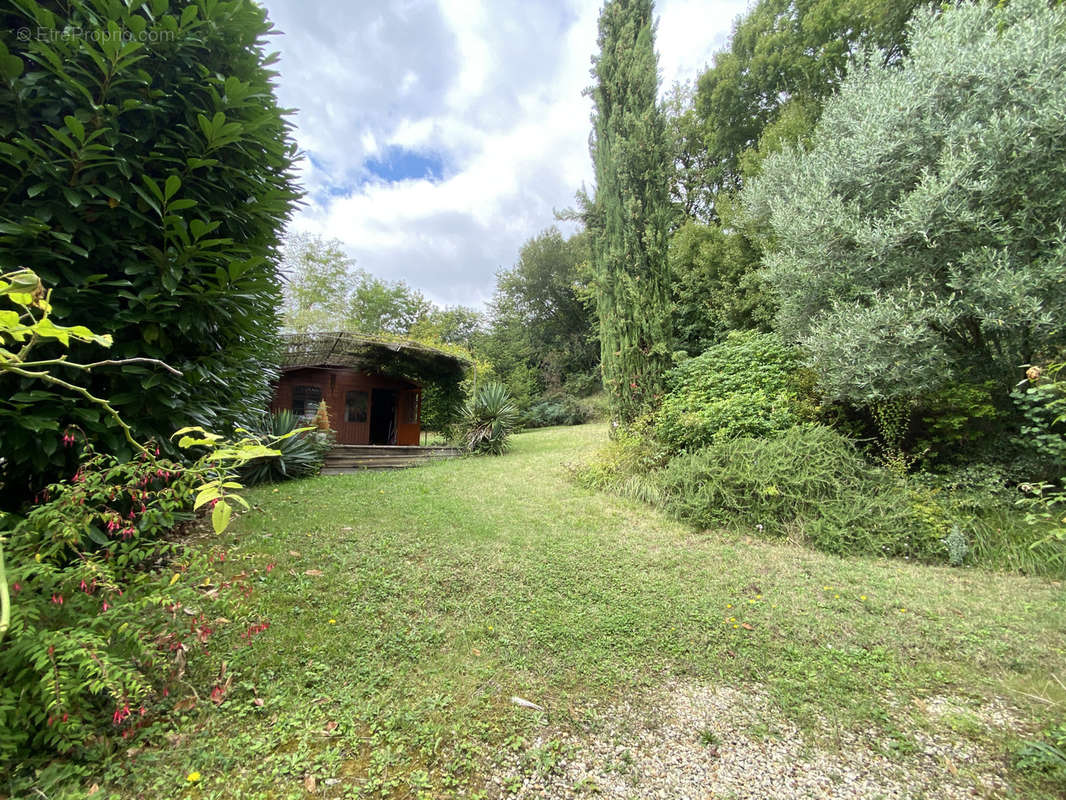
490, 681, 1026, 799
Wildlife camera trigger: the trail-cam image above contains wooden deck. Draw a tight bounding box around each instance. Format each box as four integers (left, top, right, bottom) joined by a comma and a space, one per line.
321, 444, 461, 473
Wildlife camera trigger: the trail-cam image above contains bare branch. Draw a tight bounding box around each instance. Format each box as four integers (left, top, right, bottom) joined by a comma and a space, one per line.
26, 356, 183, 377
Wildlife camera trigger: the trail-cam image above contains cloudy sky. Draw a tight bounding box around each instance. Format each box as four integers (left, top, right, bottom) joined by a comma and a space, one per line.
259, 0, 748, 308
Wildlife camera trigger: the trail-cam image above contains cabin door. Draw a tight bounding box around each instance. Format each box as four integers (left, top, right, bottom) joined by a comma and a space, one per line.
396, 389, 421, 446
369, 389, 397, 445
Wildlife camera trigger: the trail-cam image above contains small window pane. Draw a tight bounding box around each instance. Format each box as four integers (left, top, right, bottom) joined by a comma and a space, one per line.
292, 385, 322, 417
345, 390, 368, 423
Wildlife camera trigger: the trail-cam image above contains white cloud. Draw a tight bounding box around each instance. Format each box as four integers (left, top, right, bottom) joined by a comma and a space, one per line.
262, 0, 742, 307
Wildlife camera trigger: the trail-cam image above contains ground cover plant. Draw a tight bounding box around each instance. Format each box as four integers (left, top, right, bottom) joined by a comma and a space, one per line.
28, 425, 1064, 799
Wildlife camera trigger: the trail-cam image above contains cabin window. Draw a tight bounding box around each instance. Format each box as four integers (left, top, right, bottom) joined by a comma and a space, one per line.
403, 392, 419, 424
345, 390, 368, 423
292, 385, 322, 417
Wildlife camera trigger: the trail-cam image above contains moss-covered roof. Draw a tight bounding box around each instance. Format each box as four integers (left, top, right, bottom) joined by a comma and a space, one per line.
280, 331, 471, 384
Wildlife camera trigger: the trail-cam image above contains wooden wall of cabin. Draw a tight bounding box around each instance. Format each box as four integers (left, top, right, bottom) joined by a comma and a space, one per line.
271, 367, 421, 446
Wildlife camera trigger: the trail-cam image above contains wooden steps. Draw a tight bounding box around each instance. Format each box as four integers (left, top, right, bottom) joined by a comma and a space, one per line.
321, 444, 461, 473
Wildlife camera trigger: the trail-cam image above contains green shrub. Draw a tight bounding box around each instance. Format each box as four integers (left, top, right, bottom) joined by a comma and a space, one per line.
239, 410, 332, 484
743, 0, 1066, 406
0, 452, 230, 767
461, 382, 519, 455
522, 394, 595, 428
913, 381, 1006, 465
655, 331, 807, 452
656, 426, 946, 560
1012, 365, 1066, 471
0, 0, 299, 505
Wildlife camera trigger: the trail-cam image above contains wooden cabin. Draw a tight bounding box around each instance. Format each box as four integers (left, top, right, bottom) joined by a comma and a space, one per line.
272, 367, 422, 446
271, 331, 470, 449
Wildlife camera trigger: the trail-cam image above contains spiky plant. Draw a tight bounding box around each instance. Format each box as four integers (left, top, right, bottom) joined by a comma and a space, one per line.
461, 382, 519, 455
240, 410, 333, 484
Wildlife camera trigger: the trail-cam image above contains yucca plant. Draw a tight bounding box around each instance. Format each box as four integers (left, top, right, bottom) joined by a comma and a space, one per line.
461, 382, 519, 455
240, 410, 333, 484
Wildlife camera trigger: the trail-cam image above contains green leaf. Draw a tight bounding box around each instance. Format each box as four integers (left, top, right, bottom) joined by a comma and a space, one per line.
61, 187, 82, 208
64, 115, 85, 143
211, 499, 232, 533
142, 175, 164, 204
194, 485, 221, 510
86, 525, 110, 546
164, 174, 181, 202
0, 54, 23, 80
180, 4, 199, 27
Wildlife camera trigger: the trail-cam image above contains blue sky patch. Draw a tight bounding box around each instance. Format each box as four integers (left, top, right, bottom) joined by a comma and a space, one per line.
364, 146, 444, 183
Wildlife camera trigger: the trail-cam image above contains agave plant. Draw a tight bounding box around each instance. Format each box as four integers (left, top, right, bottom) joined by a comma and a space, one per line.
461, 382, 519, 455
240, 409, 333, 484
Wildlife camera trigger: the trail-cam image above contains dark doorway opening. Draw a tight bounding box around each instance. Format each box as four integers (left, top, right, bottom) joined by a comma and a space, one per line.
369, 389, 397, 445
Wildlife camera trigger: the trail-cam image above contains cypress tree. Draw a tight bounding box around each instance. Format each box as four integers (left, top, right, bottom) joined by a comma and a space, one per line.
588, 0, 672, 425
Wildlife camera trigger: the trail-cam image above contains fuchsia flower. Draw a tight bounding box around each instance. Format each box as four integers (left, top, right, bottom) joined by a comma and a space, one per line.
51, 594, 63, 605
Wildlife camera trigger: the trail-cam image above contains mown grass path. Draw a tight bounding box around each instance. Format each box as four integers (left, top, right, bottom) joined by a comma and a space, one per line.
109, 425, 1065, 799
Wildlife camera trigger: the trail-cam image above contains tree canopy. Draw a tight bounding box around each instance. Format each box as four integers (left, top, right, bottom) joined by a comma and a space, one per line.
695, 0, 927, 193
743, 0, 1066, 404
280, 233, 432, 337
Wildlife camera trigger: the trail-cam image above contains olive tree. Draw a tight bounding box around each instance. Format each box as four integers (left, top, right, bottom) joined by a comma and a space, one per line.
743, 0, 1066, 405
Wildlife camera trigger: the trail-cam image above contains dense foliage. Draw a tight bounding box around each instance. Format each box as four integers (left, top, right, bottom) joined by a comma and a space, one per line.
571, 0, 1066, 586
743, 0, 1066, 406
587, 0, 673, 423
0, 0, 299, 504
3, 451, 207, 763
668, 218, 773, 354
694, 0, 927, 194
657, 426, 943, 560
489, 228, 598, 398
0, 270, 279, 780
655, 331, 806, 452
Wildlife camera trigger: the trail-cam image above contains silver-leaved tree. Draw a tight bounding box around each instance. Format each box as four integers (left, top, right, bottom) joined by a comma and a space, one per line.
743, 0, 1066, 407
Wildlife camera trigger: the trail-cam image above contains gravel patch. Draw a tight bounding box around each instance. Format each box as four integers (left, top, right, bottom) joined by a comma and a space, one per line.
488, 681, 1024, 799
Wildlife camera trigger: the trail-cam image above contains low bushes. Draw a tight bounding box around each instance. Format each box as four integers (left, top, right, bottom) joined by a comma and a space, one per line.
0, 450, 238, 767
655, 331, 809, 452
575, 423, 1066, 573
657, 425, 946, 560
522, 393, 605, 428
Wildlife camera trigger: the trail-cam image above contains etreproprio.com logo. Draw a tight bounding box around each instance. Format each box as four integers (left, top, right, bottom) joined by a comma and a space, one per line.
14, 26, 175, 44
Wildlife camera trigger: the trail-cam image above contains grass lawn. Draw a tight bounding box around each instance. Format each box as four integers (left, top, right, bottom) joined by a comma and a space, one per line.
94, 424, 1065, 799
